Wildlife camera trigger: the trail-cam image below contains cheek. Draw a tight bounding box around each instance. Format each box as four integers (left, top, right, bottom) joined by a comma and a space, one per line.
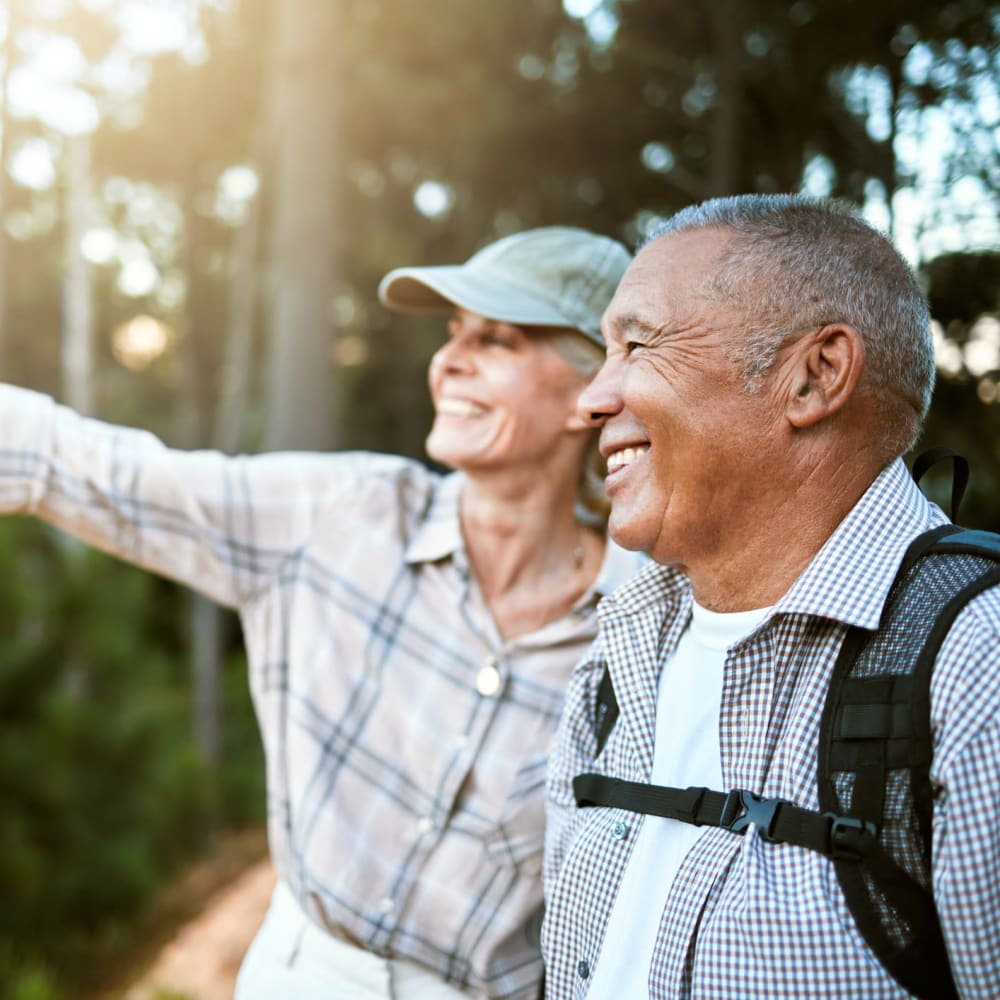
491, 365, 526, 392
427, 352, 445, 392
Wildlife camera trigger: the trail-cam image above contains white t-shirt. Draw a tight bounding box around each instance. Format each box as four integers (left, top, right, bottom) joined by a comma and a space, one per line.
585, 600, 772, 998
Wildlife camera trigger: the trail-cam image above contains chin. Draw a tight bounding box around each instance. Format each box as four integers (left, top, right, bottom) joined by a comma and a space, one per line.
607, 512, 651, 554
426, 442, 473, 472
425, 431, 455, 465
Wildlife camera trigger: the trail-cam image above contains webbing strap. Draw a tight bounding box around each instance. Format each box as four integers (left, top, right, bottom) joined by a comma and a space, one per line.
594, 667, 619, 757
572, 772, 878, 861
912, 448, 969, 522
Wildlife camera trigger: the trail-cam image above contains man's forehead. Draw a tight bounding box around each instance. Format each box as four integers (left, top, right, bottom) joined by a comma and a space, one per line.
634, 226, 731, 276
605, 229, 730, 320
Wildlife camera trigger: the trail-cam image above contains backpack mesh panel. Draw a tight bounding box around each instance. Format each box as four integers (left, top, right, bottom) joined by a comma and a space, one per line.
831, 550, 998, 955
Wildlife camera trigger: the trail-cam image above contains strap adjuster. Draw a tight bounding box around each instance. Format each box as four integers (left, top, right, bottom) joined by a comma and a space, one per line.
720, 789, 784, 843
824, 813, 878, 860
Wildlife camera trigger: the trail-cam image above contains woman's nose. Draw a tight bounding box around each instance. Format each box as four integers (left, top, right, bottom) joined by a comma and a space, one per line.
430, 337, 472, 376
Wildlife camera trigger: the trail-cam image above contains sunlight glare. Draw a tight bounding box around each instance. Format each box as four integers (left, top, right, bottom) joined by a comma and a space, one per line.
9, 139, 56, 191
118, 0, 190, 55
964, 316, 1000, 378
932, 321, 965, 377
118, 257, 159, 298
111, 315, 173, 370
33, 34, 88, 83
413, 181, 454, 219
81, 227, 118, 265
563, 0, 602, 17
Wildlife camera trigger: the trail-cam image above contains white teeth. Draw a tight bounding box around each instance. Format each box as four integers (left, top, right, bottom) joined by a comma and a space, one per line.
437, 398, 486, 417
607, 445, 649, 472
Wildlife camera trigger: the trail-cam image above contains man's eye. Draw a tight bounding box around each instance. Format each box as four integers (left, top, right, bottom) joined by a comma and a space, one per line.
625, 341, 646, 355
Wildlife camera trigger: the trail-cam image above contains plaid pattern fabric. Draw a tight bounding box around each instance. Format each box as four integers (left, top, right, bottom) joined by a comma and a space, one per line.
0, 385, 645, 1000
544, 459, 1000, 999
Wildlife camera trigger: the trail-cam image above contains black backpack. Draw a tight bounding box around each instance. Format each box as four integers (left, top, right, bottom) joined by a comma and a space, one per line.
572, 452, 1000, 999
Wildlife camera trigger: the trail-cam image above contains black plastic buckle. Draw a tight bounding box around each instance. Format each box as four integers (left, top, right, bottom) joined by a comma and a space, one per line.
823, 813, 878, 861
721, 789, 784, 843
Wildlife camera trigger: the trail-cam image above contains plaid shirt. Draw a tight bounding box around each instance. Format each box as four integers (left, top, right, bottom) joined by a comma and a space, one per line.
543, 459, 1000, 999
0, 385, 645, 999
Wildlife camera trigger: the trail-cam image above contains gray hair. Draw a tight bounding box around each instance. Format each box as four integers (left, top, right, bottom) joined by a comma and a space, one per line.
645, 194, 935, 456
546, 329, 610, 529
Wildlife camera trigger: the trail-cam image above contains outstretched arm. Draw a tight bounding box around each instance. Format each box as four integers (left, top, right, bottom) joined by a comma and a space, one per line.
0, 384, 333, 610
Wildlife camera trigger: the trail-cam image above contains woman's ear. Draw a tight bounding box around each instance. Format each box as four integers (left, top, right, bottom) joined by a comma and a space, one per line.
786, 324, 865, 429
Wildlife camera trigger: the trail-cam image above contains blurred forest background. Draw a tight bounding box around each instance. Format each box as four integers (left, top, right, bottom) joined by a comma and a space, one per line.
0, 0, 997, 996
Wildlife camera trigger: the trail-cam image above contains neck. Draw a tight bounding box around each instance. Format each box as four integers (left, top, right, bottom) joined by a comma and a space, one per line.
460, 473, 583, 588
458, 471, 605, 638
686, 443, 889, 612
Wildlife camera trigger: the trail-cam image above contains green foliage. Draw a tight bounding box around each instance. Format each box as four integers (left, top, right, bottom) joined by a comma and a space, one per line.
0, 966, 60, 1000
0, 518, 263, 995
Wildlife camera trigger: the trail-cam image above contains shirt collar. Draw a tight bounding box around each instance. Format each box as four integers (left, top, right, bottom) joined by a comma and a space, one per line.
589, 538, 650, 603
404, 471, 465, 566
598, 558, 690, 623
774, 458, 950, 628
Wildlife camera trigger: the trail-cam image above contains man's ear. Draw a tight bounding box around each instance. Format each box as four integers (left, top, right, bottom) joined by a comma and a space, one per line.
786, 324, 865, 429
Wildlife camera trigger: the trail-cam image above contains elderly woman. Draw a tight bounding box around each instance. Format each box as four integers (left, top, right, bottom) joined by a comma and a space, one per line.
0, 227, 641, 999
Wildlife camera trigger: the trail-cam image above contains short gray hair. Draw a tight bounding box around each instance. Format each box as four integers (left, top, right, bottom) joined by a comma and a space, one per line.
645, 194, 934, 456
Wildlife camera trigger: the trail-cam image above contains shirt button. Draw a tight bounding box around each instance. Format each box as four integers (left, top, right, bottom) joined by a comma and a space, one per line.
476, 660, 502, 697
611, 820, 629, 841
577, 960, 590, 979
417, 816, 435, 834
378, 897, 394, 913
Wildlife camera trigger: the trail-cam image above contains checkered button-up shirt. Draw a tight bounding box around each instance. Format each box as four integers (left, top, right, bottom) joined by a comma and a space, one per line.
543, 459, 1000, 999
0, 384, 645, 999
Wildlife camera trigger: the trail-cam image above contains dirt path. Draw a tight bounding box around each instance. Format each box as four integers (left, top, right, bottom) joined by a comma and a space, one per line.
120, 856, 275, 1000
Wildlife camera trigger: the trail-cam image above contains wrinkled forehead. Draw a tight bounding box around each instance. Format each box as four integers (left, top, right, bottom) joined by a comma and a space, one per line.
601, 229, 730, 339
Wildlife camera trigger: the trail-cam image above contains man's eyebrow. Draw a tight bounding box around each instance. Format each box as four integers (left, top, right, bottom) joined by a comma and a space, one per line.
608, 312, 659, 336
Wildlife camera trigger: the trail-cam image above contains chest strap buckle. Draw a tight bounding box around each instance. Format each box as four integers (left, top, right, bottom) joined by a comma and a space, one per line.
720, 789, 785, 843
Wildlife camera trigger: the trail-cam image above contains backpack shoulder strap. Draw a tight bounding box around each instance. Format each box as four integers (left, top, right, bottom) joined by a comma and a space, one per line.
593, 666, 618, 758
912, 448, 969, 522
817, 524, 1000, 1000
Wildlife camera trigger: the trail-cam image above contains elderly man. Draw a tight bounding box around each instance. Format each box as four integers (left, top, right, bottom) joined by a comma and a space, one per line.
542, 195, 1000, 999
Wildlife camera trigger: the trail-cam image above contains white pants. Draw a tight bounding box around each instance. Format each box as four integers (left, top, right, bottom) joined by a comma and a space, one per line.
234, 881, 473, 999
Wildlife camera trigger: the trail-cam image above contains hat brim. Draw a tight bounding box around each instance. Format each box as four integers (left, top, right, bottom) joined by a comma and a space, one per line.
378, 265, 583, 333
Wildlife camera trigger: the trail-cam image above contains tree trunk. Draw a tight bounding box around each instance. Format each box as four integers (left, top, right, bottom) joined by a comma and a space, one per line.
62, 131, 94, 414
214, 167, 262, 454
0, 0, 17, 375
261, 0, 339, 451
708, 0, 743, 197
187, 65, 271, 777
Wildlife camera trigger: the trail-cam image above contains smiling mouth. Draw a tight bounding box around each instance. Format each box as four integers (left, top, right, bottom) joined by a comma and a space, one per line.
436, 398, 487, 418
606, 445, 650, 473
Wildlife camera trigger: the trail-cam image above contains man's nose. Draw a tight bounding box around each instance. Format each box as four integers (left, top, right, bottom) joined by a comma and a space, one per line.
576, 362, 623, 427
